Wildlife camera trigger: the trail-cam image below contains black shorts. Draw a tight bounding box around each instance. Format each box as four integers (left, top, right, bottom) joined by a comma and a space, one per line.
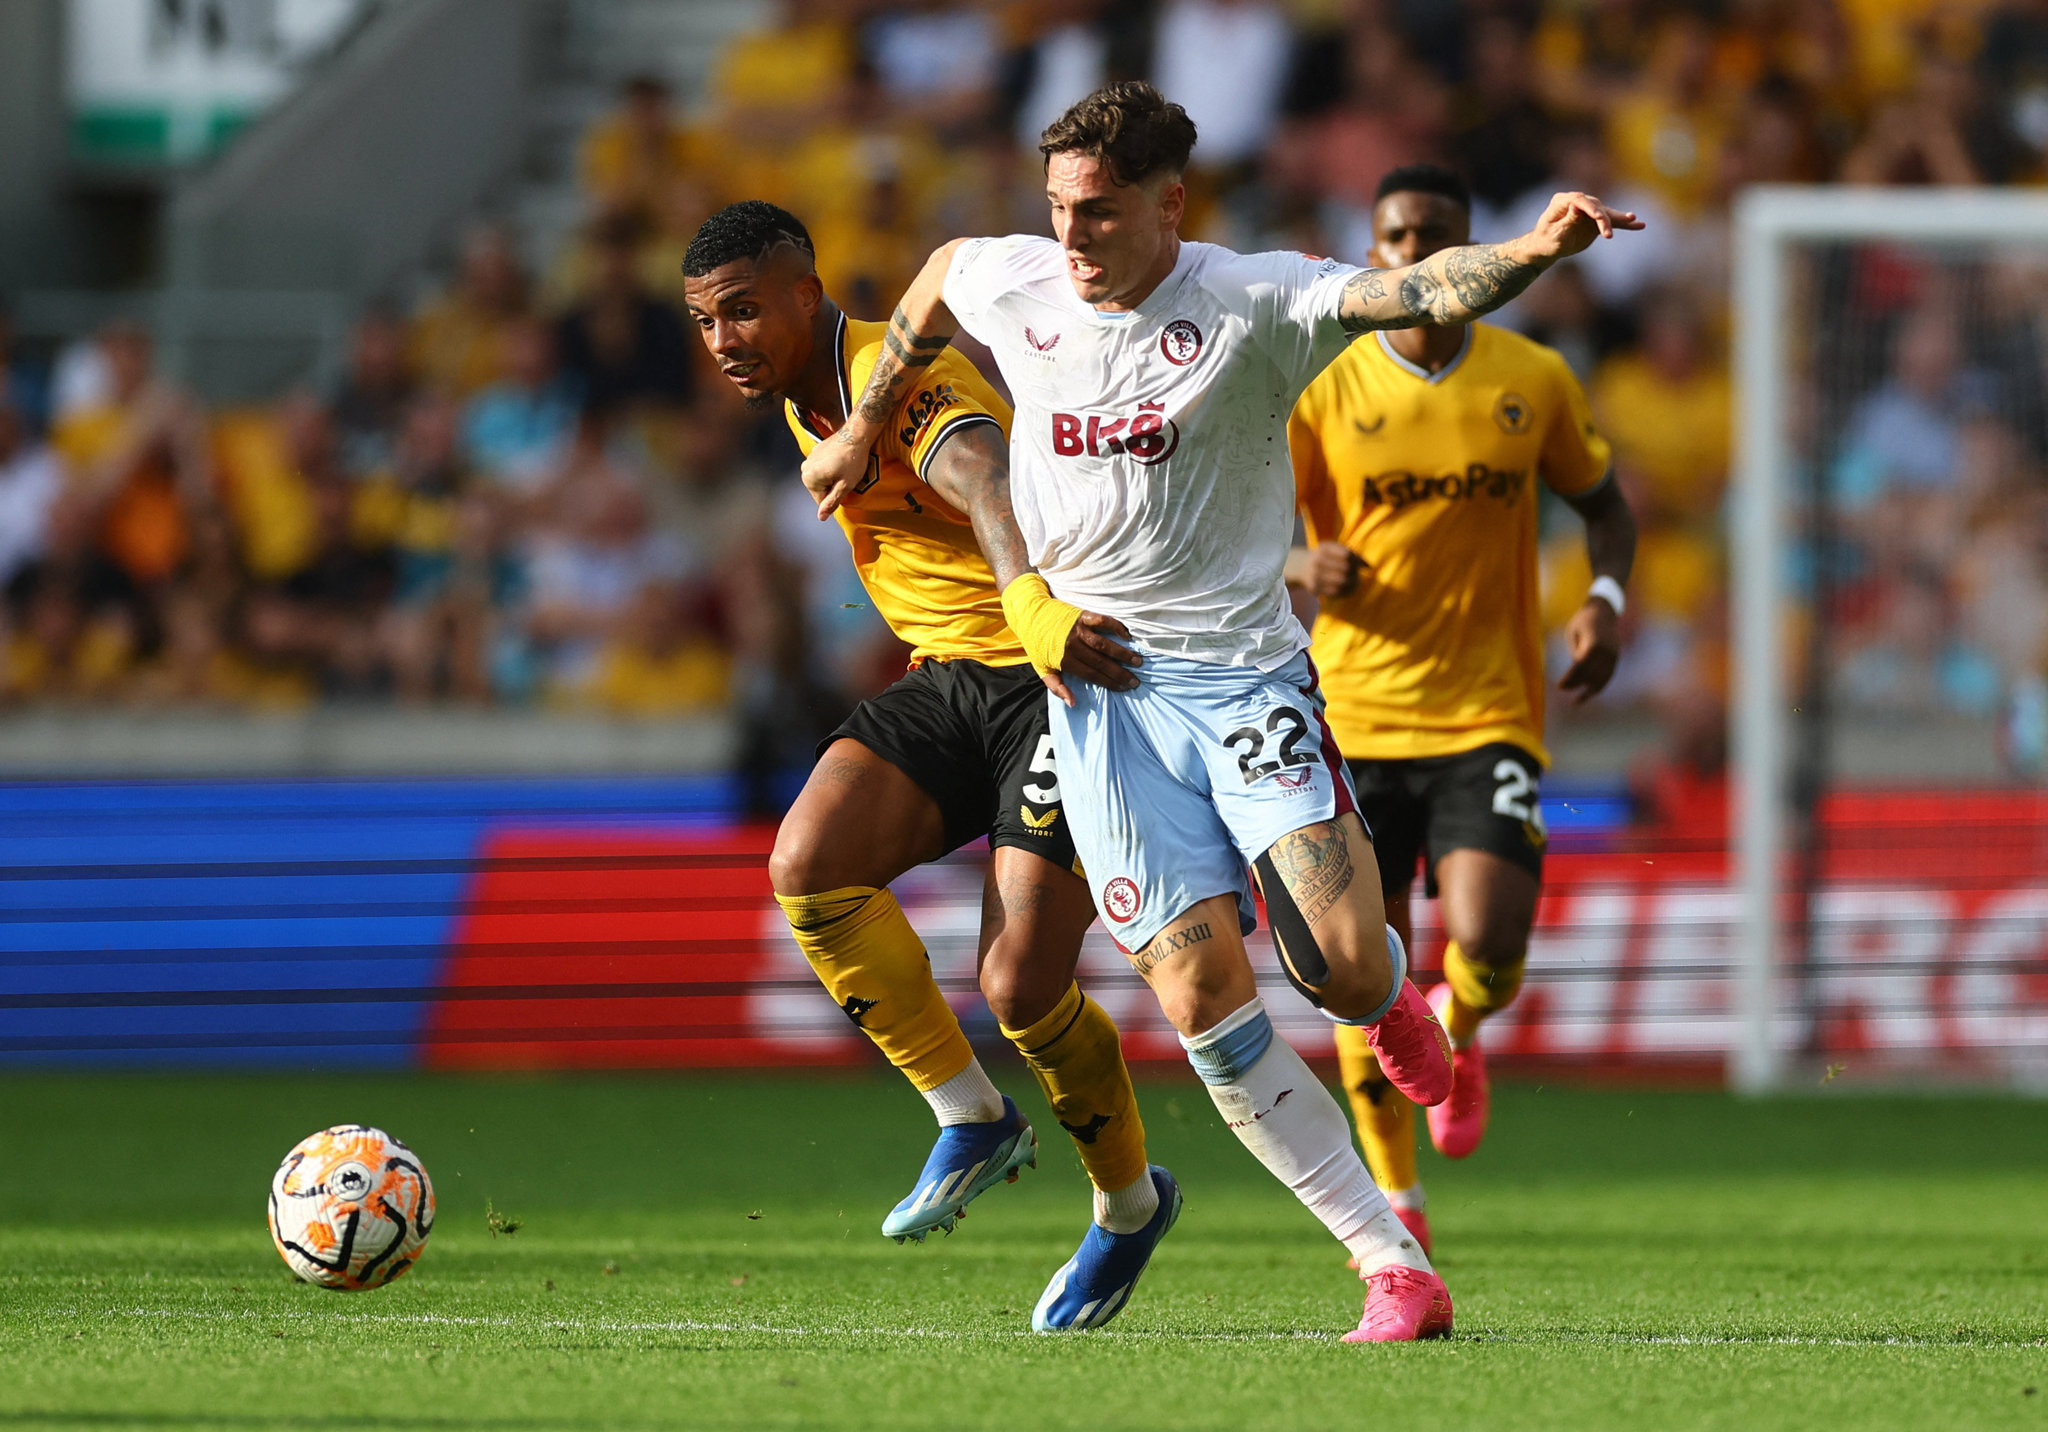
824, 658, 1080, 872
1348, 742, 1546, 900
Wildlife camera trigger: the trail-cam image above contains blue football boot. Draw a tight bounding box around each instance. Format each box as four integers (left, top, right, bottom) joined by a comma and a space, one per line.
881, 1096, 1038, 1244
1031, 1165, 1182, 1331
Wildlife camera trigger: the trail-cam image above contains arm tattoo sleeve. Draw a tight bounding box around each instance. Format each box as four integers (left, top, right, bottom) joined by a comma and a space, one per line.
1340, 244, 1545, 333
855, 303, 953, 426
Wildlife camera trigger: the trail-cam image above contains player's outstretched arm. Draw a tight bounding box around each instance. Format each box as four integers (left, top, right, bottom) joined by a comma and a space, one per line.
1557, 476, 1637, 704
924, 423, 1142, 704
1337, 192, 1643, 335
799, 241, 966, 519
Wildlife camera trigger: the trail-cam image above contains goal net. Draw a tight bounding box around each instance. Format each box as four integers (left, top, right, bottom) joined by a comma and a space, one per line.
1731, 187, 2048, 1092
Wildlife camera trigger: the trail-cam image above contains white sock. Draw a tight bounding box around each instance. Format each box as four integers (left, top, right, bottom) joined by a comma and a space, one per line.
1093, 1170, 1160, 1234
1387, 1182, 1427, 1212
1182, 998, 1431, 1276
922, 1060, 1005, 1126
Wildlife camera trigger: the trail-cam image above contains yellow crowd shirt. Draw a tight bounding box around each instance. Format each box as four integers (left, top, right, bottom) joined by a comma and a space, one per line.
784, 313, 1026, 667
1290, 323, 1612, 765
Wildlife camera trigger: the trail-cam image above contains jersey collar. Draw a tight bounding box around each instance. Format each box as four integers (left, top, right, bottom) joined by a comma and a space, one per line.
1073, 240, 1195, 325
1373, 326, 1473, 385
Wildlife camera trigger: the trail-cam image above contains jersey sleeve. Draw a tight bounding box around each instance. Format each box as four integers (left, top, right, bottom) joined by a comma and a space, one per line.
1238, 250, 1363, 392
849, 339, 1011, 483
1288, 378, 1343, 548
1538, 351, 1614, 498
942, 235, 1047, 346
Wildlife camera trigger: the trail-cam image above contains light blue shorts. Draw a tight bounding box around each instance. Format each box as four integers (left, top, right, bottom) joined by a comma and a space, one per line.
1048, 650, 1358, 954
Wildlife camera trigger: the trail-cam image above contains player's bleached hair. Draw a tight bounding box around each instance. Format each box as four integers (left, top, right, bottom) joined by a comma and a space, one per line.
681, 201, 816, 278
1039, 81, 1198, 189
1373, 163, 1471, 212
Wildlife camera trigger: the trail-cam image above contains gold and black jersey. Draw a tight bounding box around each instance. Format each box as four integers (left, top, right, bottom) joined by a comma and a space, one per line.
1290, 323, 1612, 765
784, 313, 1024, 667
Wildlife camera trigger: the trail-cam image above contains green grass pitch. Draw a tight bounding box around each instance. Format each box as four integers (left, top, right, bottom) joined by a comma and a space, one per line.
3, 1069, 2044, 1431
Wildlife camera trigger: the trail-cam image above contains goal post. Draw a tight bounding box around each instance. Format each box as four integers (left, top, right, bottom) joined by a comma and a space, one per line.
1730, 186, 2048, 1093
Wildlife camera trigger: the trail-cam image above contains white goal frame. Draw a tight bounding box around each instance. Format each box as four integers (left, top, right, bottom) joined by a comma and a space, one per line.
1729, 186, 2048, 1092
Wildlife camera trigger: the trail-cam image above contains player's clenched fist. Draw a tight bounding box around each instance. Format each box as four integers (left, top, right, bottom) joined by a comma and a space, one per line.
800, 433, 871, 519
1519, 192, 1643, 263
1557, 597, 1622, 705
1286, 541, 1367, 599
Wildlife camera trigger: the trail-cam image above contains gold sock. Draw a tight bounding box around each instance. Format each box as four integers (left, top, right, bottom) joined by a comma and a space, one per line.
1333, 1021, 1419, 1194
1001, 983, 1149, 1193
775, 886, 973, 1092
1441, 939, 1526, 1048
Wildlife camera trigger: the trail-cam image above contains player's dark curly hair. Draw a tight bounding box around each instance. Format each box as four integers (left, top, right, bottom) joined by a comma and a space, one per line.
1373, 163, 1471, 212
1039, 81, 1198, 188
681, 200, 816, 278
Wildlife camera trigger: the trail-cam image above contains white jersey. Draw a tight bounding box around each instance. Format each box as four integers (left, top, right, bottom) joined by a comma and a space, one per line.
944, 235, 1362, 670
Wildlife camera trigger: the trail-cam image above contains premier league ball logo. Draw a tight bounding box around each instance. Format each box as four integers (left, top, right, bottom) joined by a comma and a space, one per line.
1160, 319, 1203, 366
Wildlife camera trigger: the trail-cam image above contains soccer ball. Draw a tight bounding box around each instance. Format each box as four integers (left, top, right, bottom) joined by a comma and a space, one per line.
268, 1124, 435, 1290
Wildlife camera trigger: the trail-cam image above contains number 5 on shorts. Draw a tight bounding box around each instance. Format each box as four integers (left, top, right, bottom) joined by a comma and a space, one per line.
1022, 734, 1061, 805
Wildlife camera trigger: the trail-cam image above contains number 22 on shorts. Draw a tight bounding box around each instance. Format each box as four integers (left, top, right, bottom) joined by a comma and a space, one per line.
1223, 706, 1318, 784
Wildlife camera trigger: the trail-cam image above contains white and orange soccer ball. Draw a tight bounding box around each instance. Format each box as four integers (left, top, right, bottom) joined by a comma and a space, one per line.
268, 1125, 435, 1290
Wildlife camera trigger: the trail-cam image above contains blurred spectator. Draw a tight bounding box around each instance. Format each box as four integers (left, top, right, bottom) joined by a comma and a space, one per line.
1531, 0, 1656, 117
243, 473, 394, 699
1603, 12, 1731, 218
408, 225, 531, 399
0, 397, 61, 591
1154, 0, 1294, 171
708, 0, 857, 140
1836, 564, 2002, 716
1832, 306, 1997, 511
865, 0, 1002, 136
379, 394, 502, 703
1005, 0, 1139, 149
585, 581, 731, 716
579, 75, 709, 232
1288, 21, 1451, 234
331, 310, 416, 482
464, 317, 579, 500
1838, 50, 2029, 185
554, 214, 694, 415
211, 392, 327, 584
0, 306, 52, 440
812, 155, 929, 321
48, 321, 212, 593
1592, 287, 1732, 527
1451, 14, 1557, 216
1979, 0, 2048, 163
518, 413, 692, 701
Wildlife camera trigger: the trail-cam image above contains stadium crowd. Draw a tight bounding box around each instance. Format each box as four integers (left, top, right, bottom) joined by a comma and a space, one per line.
2, 0, 2046, 773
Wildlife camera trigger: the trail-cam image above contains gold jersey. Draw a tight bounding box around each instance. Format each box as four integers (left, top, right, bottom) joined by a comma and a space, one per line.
784, 313, 1025, 667
1289, 324, 1612, 765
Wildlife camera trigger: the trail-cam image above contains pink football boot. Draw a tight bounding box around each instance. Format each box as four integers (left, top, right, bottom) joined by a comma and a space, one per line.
1343, 1265, 1455, 1343
1364, 979, 1452, 1107
1425, 983, 1490, 1159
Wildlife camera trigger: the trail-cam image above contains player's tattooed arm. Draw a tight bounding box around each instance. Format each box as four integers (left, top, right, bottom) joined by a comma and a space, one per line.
800, 241, 966, 519
922, 420, 1032, 590
1264, 821, 1356, 924
1337, 191, 1644, 333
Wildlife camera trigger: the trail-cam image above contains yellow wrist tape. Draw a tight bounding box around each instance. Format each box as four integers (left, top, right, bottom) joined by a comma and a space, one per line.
1000, 573, 1082, 677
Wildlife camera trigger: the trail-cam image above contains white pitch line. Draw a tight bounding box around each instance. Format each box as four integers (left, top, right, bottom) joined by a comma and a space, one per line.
29, 1307, 2047, 1351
